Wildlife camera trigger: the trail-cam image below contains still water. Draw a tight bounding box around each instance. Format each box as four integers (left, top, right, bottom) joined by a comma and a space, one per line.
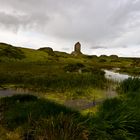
104, 69, 131, 82
0, 88, 32, 97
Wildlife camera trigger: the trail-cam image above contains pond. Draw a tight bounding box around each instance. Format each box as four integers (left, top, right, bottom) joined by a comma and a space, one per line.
104, 69, 131, 82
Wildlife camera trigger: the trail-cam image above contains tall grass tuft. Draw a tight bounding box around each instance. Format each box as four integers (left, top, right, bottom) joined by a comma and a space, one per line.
27, 113, 89, 140
119, 78, 140, 94
0, 72, 106, 93
89, 98, 138, 140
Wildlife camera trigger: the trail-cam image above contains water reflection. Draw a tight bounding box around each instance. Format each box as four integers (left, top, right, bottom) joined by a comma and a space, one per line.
0, 88, 32, 97
104, 69, 131, 82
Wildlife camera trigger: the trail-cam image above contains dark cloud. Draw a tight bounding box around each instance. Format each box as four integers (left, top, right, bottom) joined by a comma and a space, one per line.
0, 0, 140, 56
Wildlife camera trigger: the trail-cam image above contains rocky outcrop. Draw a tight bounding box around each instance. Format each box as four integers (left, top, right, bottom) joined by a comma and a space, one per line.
38, 47, 55, 56
109, 55, 119, 59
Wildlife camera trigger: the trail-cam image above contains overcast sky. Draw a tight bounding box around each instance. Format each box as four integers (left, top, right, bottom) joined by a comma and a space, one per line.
0, 0, 140, 57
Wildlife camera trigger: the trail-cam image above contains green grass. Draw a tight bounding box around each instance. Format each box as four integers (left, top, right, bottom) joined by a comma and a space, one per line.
0, 78, 140, 140
1, 87, 140, 140
41, 88, 106, 106
0, 42, 135, 68
119, 67, 140, 76
20, 48, 50, 62
0, 94, 88, 140
0, 43, 25, 61
1, 43, 140, 139
0, 62, 107, 92
119, 78, 140, 94
89, 78, 140, 140
0, 95, 79, 128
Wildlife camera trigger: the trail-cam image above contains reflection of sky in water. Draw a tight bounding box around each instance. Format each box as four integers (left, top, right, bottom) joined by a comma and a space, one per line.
104, 70, 131, 82
0, 89, 31, 97
0, 89, 16, 97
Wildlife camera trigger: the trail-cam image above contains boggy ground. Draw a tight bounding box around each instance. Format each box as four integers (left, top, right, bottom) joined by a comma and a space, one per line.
1, 78, 140, 140
0, 43, 140, 139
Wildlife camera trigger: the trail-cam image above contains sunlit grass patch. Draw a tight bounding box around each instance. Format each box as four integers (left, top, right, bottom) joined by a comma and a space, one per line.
20, 48, 49, 62
38, 88, 106, 105
81, 105, 99, 115
40, 91, 68, 104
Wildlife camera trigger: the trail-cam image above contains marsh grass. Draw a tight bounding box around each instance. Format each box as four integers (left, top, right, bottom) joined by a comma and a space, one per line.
0, 95, 79, 129
1, 78, 140, 140
28, 113, 89, 140
1, 43, 140, 139
0, 94, 89, 140
0, 126, 23, 140
119, 77, 140, 94
0, 70, 106, 93
88, 78, 140, 140
88, 97, 139, 140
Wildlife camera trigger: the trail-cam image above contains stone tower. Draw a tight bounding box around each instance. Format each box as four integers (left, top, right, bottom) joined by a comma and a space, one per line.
71, 42, 82, 56
74, 42, 81, 52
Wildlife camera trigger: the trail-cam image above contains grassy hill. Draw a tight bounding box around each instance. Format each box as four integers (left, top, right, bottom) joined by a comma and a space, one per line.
1, 42, 140, 76
0, 42, 134, 65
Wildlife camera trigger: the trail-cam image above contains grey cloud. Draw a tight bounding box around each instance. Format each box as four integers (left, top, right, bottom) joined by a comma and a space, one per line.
91, 45, 128, 50
0, 0, 140, 49
0, 10, 50, 31
45, 0, 140, 45
0, 0, 51, 31
120, 45, 128, 48
62, 48, 70, 51
0, 12, 21, 31
91, 46, 108, 49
